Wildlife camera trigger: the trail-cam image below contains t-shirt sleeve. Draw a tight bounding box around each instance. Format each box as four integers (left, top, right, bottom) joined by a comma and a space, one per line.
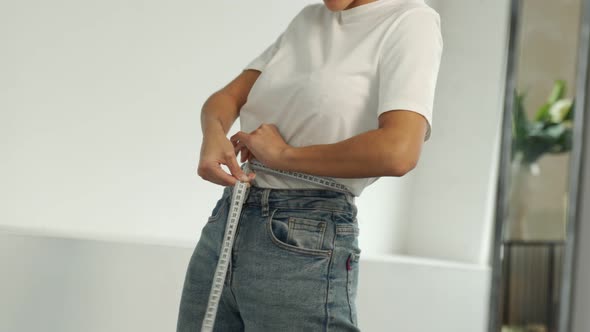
243, 31, 284, 72
377, 8, 444, 142
243, 4, 314, 72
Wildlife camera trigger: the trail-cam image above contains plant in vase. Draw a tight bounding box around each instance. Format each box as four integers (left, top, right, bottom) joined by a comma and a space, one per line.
507, 79, 574, 239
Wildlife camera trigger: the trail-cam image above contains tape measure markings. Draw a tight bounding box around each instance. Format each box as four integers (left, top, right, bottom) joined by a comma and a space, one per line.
247, 159, 351, 194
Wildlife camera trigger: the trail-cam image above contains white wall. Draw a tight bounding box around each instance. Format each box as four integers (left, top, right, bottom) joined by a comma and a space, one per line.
0, 232, 187, 332
0, 0, 320, 248
403, 0, 510, 265
0, 0, 437, 261
1, 0, 508, 264
0, 0, 511, 330
0, 230, 491, 332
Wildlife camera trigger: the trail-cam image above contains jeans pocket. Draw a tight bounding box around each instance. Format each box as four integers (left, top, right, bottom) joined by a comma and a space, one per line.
267, 207, 332, 256
334, 213, 361, 255
346, 251, 360, 326
207, 193, 229, 224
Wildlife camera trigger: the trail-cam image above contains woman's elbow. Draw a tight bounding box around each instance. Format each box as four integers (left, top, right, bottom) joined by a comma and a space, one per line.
379, 128, 424, 177
386, 157, 418, 177
384, 144, 420, 176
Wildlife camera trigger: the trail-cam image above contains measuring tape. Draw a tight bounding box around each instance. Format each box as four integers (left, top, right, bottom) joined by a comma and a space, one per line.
200, 159, 353, 332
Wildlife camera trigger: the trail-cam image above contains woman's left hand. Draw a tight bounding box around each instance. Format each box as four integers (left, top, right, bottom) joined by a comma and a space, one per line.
230, 123, 292, 169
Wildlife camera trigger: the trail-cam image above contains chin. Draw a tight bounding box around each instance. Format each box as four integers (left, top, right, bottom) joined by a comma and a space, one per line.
323, 0, 350, 12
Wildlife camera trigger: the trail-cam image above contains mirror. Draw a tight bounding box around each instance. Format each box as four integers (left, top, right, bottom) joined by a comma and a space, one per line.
489, 0, 589, 331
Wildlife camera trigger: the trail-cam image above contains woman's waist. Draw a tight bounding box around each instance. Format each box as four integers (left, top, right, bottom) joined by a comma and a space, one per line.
221, 180, 357, 215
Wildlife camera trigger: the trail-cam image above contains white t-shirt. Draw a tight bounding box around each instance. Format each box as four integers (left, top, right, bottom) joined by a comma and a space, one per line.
239, 0, 443, 197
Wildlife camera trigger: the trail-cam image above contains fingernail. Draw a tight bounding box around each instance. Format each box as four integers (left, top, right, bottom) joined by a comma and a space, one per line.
240, 174, 249, 182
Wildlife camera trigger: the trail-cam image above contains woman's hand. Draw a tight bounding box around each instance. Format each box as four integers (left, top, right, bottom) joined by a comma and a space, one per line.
230, 123, 292, 170
197, 131, 256, 186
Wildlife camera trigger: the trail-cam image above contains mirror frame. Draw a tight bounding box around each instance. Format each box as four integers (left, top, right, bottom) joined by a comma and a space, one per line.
558, 0, 590, 330
487, 0, 522, 330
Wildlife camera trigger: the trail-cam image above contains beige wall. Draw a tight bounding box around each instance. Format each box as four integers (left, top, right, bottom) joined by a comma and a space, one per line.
513, 0, 582, 240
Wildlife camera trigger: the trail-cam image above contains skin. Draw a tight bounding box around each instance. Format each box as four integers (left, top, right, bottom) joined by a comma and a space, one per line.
197, 0, 427, 186
323, 0, 380, 12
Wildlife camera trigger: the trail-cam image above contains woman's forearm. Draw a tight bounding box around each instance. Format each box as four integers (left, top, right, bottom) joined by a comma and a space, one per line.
201, 91, 240, 137
280, 128, 418, 178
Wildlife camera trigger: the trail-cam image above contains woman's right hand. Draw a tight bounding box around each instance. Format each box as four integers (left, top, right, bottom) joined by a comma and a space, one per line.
197, 132, 256, 186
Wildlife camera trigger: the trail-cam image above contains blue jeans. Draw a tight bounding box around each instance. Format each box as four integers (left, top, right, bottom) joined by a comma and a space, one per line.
176, 185, 362, 331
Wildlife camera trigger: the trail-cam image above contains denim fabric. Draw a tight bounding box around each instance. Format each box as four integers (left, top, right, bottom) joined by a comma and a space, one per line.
177, 185, 362, 332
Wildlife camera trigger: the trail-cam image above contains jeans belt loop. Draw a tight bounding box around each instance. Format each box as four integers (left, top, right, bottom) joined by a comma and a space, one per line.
261, 188, 271, 217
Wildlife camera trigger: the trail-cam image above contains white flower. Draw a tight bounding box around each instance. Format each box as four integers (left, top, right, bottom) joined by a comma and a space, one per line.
549, 98, 573, 123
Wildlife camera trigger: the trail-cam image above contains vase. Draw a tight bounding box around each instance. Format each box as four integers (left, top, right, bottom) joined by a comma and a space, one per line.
506, 153, 541, 240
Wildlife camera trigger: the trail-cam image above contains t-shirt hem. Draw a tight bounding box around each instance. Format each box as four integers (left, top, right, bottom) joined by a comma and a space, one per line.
244, 59, 267, 72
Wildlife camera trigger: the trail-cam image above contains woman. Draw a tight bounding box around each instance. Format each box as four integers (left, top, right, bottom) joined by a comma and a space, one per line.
177, 0, 443, 330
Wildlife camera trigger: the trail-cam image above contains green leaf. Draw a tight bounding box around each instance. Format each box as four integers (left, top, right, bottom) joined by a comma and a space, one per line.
545, 123, 567, 139
564, 98, 575, 121
548, 98, 573, 123
511, 80, 575, 162
547, 79, 566, 104
534, 102, 551, 122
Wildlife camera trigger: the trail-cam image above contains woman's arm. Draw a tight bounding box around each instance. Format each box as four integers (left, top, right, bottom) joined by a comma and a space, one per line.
232, 109, 427, 179
197, 70, 261, 185
280, 110, 427, 178
201, 70, 261, 137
